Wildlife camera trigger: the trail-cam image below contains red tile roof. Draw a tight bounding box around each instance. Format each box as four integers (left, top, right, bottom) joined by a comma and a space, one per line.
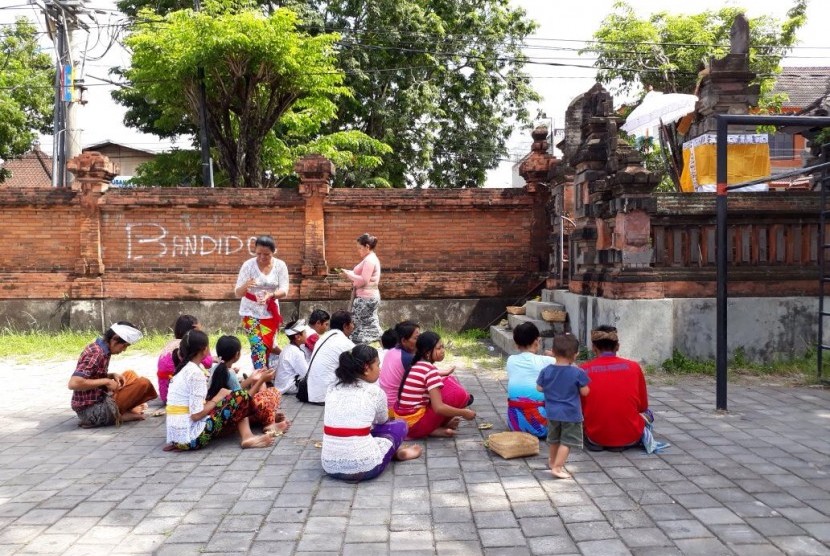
0, 148, 53, 188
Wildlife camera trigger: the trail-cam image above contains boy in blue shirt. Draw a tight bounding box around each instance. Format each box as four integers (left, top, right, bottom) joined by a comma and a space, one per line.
536, 333, 590, 479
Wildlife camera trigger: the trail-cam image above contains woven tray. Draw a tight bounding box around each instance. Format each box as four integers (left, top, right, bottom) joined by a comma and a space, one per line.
541, 309, 567, 322
506, 306, 526, 315
485, 431, 540, 459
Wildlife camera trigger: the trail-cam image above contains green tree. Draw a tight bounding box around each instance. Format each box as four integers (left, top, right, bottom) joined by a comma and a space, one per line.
0, 19, 53, 182
120, 7, 387, 187
115, 0, 539, 188
314, 0, 539, 188
583, 0, 807, 105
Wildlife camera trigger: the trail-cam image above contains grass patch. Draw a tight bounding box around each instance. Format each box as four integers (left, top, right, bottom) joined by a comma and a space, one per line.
0, 325, 504, 373
658, 347, 827, 383
0, 327, 250, 362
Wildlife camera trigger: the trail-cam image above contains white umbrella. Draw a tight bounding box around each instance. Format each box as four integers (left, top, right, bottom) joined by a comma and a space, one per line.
621, 91, 698, 136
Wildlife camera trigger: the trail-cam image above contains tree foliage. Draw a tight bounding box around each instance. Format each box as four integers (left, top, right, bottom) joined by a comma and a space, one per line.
0, 19, 53, 182
583, 0, 807, 104
311, 0, 539, 188
119, 7, 388, 187
115, 0, 539, 188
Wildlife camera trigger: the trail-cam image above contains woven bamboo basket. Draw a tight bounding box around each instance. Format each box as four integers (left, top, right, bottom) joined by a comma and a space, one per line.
505, 306, 526, 315
541, 309, 567, 322
485, 431, 540, 459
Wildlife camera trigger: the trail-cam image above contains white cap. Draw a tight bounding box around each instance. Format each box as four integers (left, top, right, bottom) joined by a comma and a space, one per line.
284, 319, 307, 336
109, 323, 143, 344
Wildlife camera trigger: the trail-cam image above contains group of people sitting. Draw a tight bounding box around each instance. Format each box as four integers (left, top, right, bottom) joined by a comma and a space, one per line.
66, 313, 478, 482
507, 322, 659, 478
67, 309, 657, 483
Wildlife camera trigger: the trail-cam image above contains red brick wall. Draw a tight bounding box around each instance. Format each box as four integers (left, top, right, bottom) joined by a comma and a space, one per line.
0, 184, 549, 302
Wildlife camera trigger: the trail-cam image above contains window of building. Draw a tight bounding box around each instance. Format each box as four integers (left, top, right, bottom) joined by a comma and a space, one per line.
768, 132, 795, 159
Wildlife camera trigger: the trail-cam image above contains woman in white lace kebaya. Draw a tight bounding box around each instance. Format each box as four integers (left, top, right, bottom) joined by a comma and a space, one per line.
164, 330, 274, 451
321, 345, 421, 482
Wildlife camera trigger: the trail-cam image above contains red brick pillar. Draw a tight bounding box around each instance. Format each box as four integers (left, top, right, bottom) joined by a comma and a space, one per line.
295, 154, 335, 277
519, 126, 556, 275
67, 152, 118, 278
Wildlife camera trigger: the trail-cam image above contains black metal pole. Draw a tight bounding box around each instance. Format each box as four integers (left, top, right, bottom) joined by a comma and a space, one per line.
709, 114, 830, 408
715, 115, 728, 411
197, 67, 212, 187
194, 0, 213, 187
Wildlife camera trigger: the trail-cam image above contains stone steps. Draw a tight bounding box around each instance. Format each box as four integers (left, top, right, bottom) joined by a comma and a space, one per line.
524, 300, 566, 320
490, 323, 554, 356
507, 314, 567, 335
490, 289, 569, 356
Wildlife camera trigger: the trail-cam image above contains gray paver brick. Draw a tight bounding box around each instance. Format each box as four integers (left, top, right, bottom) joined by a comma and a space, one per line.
746, 517, 806, 537
342, 543, 391, 556
577, 539, 631, 555
388, 530, 434, 551
473, 510, 519, 529
769, 536, 830, 556
435, 540, 484, 555
730, 544, 786, 556
3, 358, 830, 556
656, 519, 714, 540
673, 538, 733, 555
710, 523, 766, 545
433, 521, 479, 542
479, 527, 527, 548
689, 507, 745, 525
566, 520, 618, 542
605, 510, 654, 529
518, 516, 567, 538
617, 527, 673, 548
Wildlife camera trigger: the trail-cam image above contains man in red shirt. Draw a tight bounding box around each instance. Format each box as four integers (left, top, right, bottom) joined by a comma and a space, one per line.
580, 325, 650, 451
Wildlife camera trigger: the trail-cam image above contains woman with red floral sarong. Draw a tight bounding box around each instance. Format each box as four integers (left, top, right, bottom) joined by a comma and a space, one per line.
234, 235, 288, 370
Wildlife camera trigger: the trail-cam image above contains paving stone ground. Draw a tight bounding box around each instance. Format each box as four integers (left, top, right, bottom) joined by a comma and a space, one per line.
1, 352, 830, 555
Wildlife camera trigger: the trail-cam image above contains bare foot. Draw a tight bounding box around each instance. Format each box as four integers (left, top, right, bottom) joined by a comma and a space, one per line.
130, 403, 149, 415
241, 434, 276, 449
394, 444, 422, 461
429, 427, 457, 438
264, 420, 291, 435
120, 412, 146, 422
550, 467, 572, 479
446, 416, 462, 430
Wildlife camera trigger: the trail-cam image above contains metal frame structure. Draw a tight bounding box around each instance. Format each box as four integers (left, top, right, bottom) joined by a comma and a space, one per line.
714, 114, 830, 410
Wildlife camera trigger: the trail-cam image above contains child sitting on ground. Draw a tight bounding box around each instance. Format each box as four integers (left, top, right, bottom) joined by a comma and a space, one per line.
378, 328, 398, 366
275, 320, 309, 394
302, 309, 331, 360
536, 333, 590, 479
208, 335, 290, 436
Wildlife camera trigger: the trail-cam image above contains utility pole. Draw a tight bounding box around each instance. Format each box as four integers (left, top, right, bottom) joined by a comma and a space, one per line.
48, 7, 66, 188
193, 0, 214, 187
43, 0, 88, 187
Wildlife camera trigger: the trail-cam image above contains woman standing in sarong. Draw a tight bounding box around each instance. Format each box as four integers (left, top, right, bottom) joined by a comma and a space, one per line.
234, 235, 288, 370
341, 233, 382, 344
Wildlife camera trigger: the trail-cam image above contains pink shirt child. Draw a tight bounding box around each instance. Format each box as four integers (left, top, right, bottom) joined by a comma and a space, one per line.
157, 339, 213, 403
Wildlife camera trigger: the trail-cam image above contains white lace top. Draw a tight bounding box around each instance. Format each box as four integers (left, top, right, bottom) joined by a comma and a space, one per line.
321, 380, 391, 475
166, 361, 209, 444
235, 257, 289, 319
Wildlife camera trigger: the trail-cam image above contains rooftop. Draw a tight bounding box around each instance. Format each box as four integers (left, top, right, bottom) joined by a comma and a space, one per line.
773, 66, 830, 108
0, 148, 52, 188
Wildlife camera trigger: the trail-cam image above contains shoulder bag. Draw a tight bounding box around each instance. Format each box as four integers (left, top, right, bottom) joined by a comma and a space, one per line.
295, 331, 337, 404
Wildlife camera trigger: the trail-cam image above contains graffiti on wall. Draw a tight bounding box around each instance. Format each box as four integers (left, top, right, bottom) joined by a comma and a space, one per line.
125, 223, 257, 260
